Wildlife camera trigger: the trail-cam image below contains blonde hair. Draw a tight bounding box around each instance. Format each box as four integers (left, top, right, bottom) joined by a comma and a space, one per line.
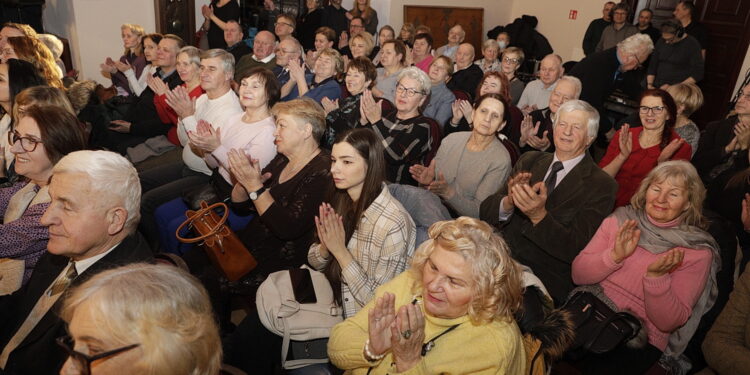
121, 23, 145, 56
350, 31, 375, 56
317, 47, 344, 75
630, 160, 707, 228
666, 82, 704, 117
409, 217, 523, 324
272, 97, 326, 144
6, 36, 63, 89
61, 263, 221, 375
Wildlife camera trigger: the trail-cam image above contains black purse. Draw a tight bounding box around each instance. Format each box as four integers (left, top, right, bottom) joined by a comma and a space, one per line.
563, 291, 642, 359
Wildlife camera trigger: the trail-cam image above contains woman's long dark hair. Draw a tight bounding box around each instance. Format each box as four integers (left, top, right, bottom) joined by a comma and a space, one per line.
640, 88, 677, 149
322, 128, 386, 305
4, 59, 47, 117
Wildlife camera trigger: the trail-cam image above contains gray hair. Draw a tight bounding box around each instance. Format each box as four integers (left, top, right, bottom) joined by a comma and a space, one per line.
482, 38, 499, 51
617, 33, 654, 57
178, 46, 201, 67
555, 99, 600, 138
52, 150, 141, 232
397, 66, 431, 96
558, 75, 583, 99
200, 48, 235, 76
38, 34, 63, 59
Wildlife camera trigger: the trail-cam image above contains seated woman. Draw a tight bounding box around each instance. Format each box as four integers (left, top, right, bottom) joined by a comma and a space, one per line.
0, 105, 87, 285
99, 23, 146, 95
398, 22, 415, 47
2, 36, 63, 89
145, 67, 278, 251
371, 25, 395, 66
411, 33, 433, 73
571, 161, 720, 374
346, 31, 374, 69
372, 39, 407, 103
322, 56, 377, 148
666, 82, 704, 156
422, 56, 455, 129
600, 89, 692, 207
501, 47, 525, 106
309, 128, 416, 318
446, 70, 511, 135
152, 46, 204, 148
359, 67, 434, 185
119, 33, 162, 97
305, 26, 335, 70
285, 47, 342, 103
60, 263, 221, 375
328, 217, 526, 374
410, 93, 512, 218
474, 39, 501, 73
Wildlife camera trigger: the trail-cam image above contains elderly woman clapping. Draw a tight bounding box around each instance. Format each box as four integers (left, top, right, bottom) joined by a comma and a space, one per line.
571, 161, 720, 374
328, 217, 526, 374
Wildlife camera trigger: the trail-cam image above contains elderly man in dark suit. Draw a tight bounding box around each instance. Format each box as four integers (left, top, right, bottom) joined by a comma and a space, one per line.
0, 150, 152, 375
480, 100, 617, 304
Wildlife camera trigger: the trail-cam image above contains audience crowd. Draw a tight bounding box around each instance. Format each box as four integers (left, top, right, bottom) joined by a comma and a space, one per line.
2, 1, 750, 374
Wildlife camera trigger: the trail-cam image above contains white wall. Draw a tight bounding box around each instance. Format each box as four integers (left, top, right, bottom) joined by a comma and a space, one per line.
44, 0, 157, 85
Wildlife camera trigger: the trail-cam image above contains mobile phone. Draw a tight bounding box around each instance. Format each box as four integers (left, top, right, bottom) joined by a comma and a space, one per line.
289, 268, 317, 304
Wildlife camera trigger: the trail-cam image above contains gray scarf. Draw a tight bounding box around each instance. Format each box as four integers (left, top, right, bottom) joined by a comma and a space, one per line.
612, 206, 720, 372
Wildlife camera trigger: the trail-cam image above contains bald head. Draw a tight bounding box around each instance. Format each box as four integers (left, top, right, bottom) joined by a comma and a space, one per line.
455, 43, 474, 69
539, 54, 563, 86
253, 30, 276, 60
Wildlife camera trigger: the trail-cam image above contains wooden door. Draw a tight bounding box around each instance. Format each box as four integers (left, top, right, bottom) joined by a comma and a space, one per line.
644, 0, 750, 123
404, 6, 484, 54
154, 0, 196, 45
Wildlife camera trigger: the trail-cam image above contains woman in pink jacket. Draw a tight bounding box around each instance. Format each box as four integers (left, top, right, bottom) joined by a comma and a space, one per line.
571, 160, 720, 374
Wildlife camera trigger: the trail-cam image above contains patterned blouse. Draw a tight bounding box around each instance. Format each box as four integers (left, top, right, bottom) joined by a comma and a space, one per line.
308, 184, 416, 318
323, 94, 362, 149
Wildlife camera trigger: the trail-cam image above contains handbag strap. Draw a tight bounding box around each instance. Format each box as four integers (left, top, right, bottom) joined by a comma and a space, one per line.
175, 201, 230, 243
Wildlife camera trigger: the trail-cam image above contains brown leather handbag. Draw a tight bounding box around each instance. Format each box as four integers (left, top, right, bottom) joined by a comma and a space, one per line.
176, 201, 257, 281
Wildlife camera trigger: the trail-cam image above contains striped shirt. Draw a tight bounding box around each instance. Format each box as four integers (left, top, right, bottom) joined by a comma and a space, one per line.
308, 184, 416, 318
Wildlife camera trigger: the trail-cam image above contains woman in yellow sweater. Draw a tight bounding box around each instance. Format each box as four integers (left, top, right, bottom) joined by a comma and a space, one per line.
328, 217, 526, 374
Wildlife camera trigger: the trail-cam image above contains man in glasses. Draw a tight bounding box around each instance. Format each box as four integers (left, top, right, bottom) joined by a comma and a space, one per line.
569, 33, 654, 138
0, 150, 153, 375
273, 13, 295, 43
595, 2, 638, 53
582, 1, 615, 56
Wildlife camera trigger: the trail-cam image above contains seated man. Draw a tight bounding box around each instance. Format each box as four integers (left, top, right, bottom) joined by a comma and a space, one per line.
595, 3, 638, 52
96, 34, 185, 154
515, 75, 582, 154
234, 30, 276, 82
517, 54, 564, 114
435, 24, 464, 60
480, 100, 617, 304
139, 49, 243, 246
273, 37, 306, 99
224, 20, 251, 63
446, 43, 483, 100
646, 19, 704, 90
0, 150, 153, 375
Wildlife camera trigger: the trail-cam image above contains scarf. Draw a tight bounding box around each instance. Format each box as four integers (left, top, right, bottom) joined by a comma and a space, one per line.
4, 182, 50, 223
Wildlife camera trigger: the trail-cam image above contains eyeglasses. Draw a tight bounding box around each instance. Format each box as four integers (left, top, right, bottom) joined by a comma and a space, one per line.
737, 92, 750, 101
350, 24, 364, 29
502, 57, 520, 64
8, 130, 42, 152
632, 54, 643, 69
395, 84, 425, 98
274, 21, 294, 28
639, 105, 665, 114
57, 335, 139, 375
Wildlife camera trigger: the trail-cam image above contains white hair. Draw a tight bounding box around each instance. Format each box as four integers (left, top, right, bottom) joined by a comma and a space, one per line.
52, 150, 141, 232
558, 75, 583, 99
397, 66, 432, 96
201, 48, 236, 76
617, 33, 654, 56
555, 99, 600, 138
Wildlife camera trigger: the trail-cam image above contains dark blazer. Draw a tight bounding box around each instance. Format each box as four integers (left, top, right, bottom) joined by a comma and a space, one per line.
447, 64, 484, 100
569, 47, 620, 112
480, 151, 617, 304
0, 233, 153, 375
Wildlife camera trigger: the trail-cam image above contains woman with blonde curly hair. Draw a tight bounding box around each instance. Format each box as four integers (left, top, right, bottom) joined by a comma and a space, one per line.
1, 36, 63, 88
59, 263, 221, 375
329, 216, 526, 374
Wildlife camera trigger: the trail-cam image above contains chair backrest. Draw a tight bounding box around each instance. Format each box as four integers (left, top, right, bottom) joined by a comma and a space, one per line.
452, 90, 470, 101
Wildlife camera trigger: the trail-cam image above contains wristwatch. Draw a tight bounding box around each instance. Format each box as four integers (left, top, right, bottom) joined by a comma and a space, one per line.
249, 186, 266, 201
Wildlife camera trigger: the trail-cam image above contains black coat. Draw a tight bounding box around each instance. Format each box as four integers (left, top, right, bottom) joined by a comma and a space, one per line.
0, 233, 153, 375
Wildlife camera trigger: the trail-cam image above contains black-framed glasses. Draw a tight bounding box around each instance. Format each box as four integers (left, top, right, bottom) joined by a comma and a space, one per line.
57, 335, 139, 375
274, 21, 294, 28
639, 105, 665, 114
502, 56, 520, 64
395, 84, 425, 98
8, 130, 42, 152
632, 53, 643, 69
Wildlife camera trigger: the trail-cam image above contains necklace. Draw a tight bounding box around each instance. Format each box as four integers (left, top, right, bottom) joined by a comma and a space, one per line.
281, 148, 321, 181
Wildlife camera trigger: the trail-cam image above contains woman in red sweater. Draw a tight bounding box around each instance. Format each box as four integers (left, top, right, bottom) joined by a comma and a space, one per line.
571, 161, 719, 374
600, 89, 692, 207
